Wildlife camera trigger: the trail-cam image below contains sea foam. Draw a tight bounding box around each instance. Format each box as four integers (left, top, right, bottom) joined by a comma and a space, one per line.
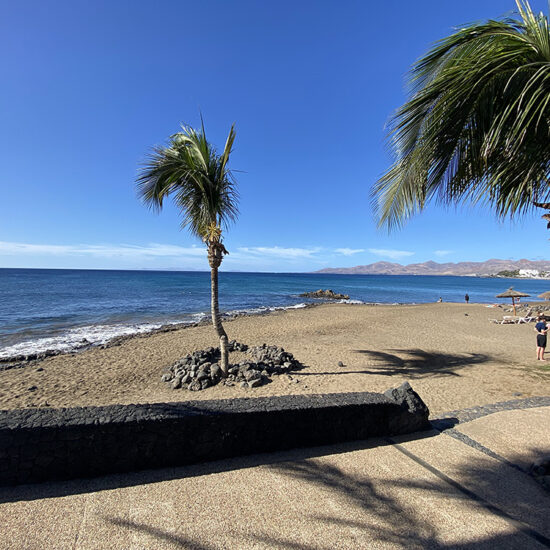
0, 320, 189, 359
0, 304, 310, 359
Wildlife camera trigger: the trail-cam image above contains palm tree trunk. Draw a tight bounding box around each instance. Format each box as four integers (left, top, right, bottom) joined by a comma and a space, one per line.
210, 264, 229, 376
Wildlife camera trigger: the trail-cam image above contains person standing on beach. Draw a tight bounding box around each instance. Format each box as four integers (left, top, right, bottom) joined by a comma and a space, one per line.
535, 316, 548, 361
465, 293, 470, 304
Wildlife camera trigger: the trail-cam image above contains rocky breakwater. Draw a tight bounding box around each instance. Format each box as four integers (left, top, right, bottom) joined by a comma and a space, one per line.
300, 289, 350, 300
161, 340, 303, 391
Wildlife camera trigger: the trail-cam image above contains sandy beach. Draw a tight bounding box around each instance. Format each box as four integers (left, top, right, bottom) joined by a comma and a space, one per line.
1, 302, 549, 415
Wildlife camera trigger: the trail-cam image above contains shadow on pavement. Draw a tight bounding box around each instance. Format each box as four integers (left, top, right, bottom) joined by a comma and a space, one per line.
104, 516, 216, 550
0, 431, 437, 504
4, 429, 550, 549
100, 444, 550, 550
262, 445, 550, 549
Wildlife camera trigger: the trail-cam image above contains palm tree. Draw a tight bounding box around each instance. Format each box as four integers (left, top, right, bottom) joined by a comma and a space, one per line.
137, 122, 238, 375
372, 1, 550, 229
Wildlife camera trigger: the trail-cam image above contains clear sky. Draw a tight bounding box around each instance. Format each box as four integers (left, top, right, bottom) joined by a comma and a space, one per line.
1, 0, 549, 272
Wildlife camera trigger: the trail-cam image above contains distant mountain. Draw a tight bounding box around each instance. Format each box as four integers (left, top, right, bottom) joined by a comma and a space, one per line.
315, 259, 550, 276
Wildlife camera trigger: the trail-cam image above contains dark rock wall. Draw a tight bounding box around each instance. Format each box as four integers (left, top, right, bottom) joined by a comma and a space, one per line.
0, 391, 430, 486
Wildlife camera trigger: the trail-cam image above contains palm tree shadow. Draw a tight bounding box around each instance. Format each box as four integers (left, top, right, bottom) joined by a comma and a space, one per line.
103, 454, 436, 549
353, 349, 490, 378
264, 458, 439, 548
103, 516, 215, 550
248, 444, 550, 549
63, 441, 550, 550
383, 444, 550, 545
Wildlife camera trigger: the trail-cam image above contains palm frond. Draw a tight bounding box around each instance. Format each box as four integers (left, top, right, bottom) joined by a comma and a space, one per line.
136, 123, 239, 241
373, 0, 550, 230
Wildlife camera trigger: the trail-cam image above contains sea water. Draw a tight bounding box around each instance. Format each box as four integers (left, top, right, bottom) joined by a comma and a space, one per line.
1, 268, 548, 358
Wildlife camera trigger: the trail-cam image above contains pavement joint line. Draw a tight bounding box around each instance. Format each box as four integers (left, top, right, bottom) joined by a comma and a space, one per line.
385, 437, 550, 549
441, 428, 527, 474
72, 489, 91, 550
432, 401, 550, 492
433, 396, 550, 425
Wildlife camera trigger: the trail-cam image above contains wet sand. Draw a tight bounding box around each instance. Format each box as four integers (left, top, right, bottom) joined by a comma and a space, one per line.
1, 302, 549, 415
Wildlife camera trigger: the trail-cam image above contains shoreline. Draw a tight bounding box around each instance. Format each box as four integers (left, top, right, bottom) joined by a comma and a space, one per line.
0, 300, 402, 368
2, 297, 549, 369
0, 302, 314, 365
0, 302, 320, 368
0, 302, 549, 415
2, 297, 548, 369
4, 270, 550, 365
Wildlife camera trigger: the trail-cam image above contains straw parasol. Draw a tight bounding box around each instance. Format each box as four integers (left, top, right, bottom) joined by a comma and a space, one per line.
538, 291, 550, 301
496, 287, 531, 315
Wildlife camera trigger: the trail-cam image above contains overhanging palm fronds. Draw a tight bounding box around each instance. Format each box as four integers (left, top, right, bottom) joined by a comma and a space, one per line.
372, 0, 550, 230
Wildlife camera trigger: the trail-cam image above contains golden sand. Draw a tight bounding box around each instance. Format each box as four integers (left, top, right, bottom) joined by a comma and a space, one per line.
1, 302, 549, 415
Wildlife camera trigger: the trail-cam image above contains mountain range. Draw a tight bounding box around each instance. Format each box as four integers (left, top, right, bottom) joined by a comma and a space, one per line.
315, 259, 550, 276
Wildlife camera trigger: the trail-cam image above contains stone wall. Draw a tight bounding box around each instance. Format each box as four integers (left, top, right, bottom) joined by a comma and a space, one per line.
0, 385, 430, 486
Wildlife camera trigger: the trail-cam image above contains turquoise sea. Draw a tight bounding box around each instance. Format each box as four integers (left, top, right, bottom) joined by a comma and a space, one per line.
1, 268, 548, 358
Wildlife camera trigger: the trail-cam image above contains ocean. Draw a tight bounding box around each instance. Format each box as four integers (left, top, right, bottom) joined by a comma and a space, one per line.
1, 268, 548, 358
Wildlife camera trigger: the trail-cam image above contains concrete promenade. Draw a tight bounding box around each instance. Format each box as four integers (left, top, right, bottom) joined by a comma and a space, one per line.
0, 405, 549, 549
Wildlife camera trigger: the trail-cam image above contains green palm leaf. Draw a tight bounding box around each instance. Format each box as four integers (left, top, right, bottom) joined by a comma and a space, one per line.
137, 123, 239, 241
373, 0, 550, 229
136, 121, 239, 376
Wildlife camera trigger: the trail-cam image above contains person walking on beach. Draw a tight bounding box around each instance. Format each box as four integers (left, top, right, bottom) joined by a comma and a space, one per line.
535, 316, 548, 361
465, 293, 469, 304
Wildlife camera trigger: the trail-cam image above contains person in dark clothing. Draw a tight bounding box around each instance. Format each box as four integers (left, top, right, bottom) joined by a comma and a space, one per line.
535, 316, 548, 360
465, 293, 469, 303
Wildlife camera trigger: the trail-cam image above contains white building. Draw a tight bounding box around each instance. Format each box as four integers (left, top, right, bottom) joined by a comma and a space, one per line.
519, 269, 540, 277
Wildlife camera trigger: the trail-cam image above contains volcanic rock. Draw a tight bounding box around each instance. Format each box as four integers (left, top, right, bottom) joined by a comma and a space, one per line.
299, 289, 350, 300
162, 342, 303, 392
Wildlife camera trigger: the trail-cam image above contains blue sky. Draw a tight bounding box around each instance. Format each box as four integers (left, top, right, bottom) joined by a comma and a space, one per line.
1, 0, 548, 272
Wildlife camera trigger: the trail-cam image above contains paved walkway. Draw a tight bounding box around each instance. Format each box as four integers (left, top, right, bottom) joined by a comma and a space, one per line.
1, 402, 549, 549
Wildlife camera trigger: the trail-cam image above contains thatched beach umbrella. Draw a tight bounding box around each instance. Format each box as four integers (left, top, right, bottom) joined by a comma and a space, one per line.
496, 287, 531, 316
538, 291, 550, 301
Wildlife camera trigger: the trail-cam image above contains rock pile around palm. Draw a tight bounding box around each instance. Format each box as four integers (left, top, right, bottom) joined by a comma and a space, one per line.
161, 341, 303, 391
